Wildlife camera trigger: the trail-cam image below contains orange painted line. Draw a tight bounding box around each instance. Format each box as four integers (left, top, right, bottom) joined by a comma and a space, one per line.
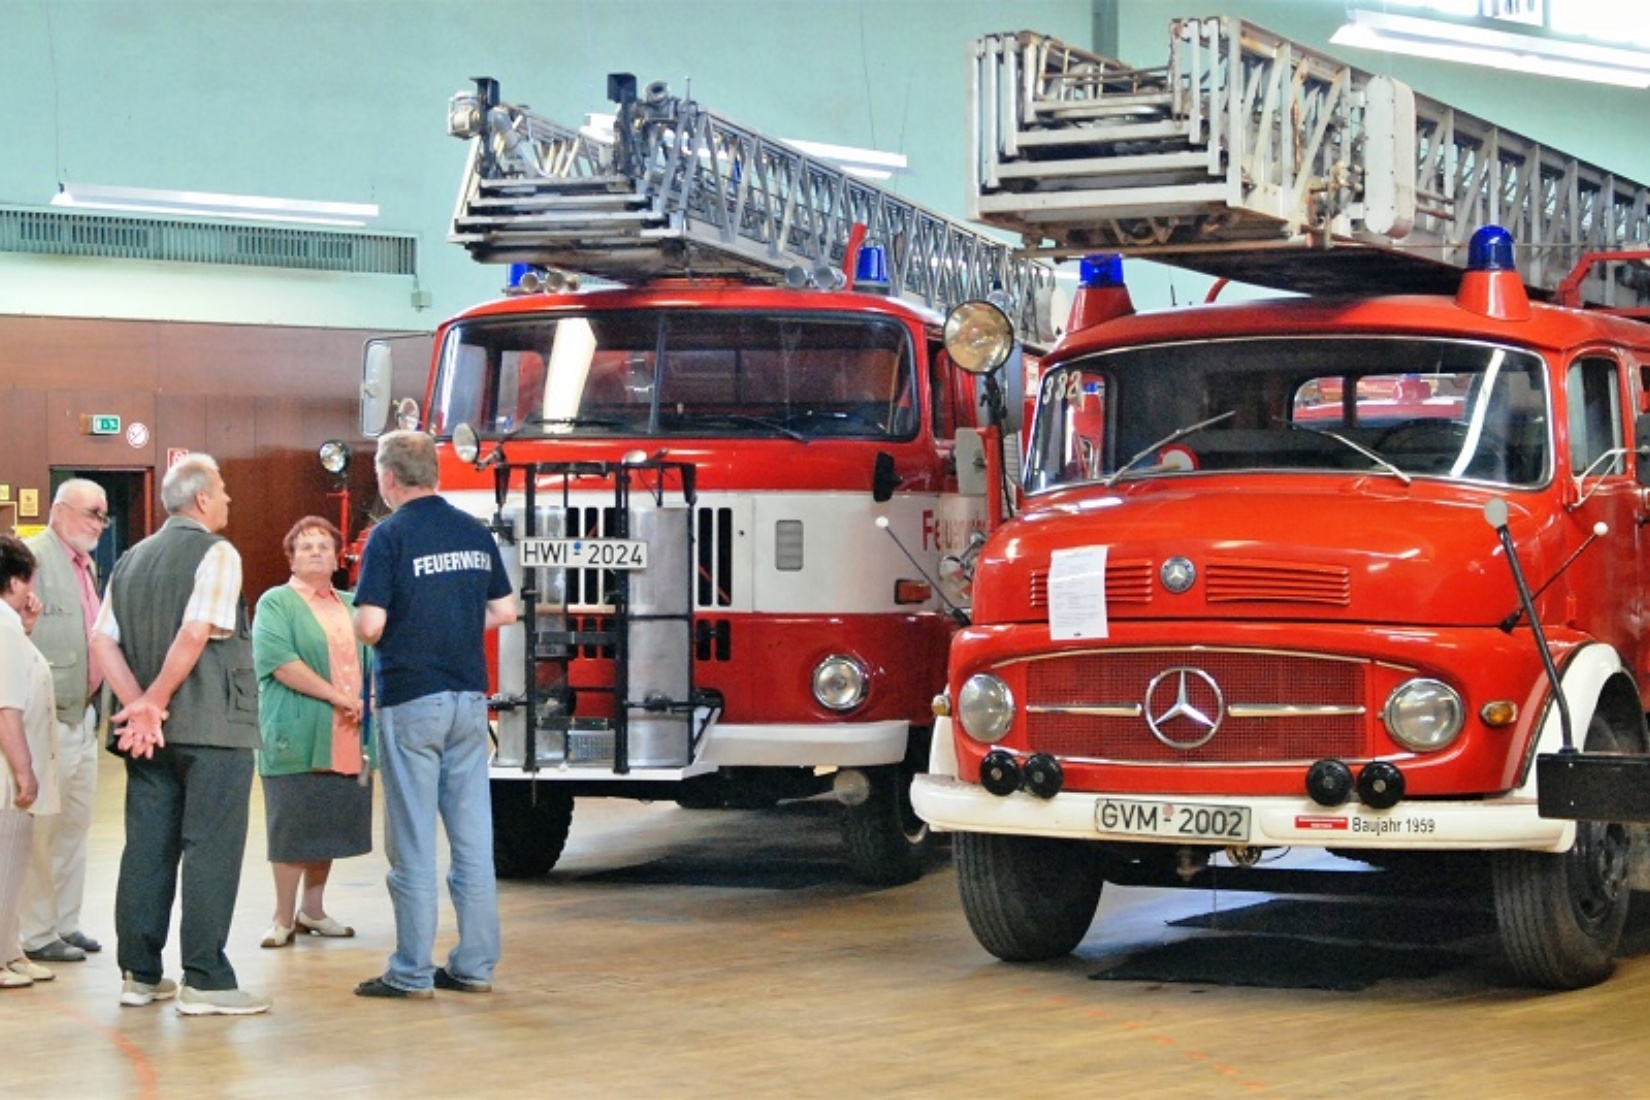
66, 1007, 159, 1100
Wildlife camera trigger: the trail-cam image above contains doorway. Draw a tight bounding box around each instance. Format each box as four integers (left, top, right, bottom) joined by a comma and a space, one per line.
49, 468, 152, 590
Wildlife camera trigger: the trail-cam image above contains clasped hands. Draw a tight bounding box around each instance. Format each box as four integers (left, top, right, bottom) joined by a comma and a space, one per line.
112, 698, 168, 759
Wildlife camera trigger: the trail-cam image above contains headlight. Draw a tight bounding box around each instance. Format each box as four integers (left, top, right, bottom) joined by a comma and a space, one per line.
317, 439, 350, 476
1382, 678, 1464, 751
812, 655, 868, 712
957, 673, 1014, 742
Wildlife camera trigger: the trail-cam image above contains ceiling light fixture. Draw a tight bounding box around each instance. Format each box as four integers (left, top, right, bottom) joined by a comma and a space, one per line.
50, 183, 380, 227
1331, 9, 1650, 89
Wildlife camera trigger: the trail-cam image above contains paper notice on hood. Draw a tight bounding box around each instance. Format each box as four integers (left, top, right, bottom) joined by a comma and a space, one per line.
1048, 545, 1108, 641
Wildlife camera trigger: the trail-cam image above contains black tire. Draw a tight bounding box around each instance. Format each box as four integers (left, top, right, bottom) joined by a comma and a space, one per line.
954, 831, 1106, 961
843, 763, 935, 886
491, 781, 574, 879
1493, 713, 1633, 989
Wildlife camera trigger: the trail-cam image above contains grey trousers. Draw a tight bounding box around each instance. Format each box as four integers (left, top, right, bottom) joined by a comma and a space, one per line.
115, 743, 254, 991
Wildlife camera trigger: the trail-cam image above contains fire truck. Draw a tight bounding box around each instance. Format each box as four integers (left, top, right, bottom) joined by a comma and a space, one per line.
912, 20, 1650, 988
359, 73, 1054, 885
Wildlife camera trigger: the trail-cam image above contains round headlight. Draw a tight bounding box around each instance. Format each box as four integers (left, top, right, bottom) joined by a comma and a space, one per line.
1382, 678, 1464, 751
957, 673, 1015, 743
943, 300, 1015, 375
812, 655, 869, 712
452, 422, 481, 464
317, 439, 350, 476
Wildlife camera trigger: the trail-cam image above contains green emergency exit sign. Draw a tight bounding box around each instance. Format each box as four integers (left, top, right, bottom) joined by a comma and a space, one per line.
83, 414, 121, 435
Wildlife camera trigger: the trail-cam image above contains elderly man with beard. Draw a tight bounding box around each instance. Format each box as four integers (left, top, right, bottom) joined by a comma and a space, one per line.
20, 479, 109, 965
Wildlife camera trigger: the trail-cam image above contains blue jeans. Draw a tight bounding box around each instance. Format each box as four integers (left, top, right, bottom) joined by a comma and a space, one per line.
377, 691, 499, 990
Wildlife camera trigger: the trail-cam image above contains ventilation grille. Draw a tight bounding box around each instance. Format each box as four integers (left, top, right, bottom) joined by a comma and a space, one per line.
0, 207, 417, 276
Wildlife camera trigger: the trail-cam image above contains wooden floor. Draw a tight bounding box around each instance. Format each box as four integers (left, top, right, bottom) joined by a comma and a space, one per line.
8, 753, 1650, 1098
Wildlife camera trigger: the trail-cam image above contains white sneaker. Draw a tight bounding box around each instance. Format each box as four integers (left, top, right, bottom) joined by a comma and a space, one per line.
176, 985, 272, 1016
120, 972, 179, 1007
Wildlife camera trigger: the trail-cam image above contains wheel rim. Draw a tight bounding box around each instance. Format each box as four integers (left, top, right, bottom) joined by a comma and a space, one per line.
1568, 819, 1629, 930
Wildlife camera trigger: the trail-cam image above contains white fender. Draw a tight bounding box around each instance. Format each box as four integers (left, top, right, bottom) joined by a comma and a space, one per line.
1513, 641, 1626, 802
927, 716, 959, 778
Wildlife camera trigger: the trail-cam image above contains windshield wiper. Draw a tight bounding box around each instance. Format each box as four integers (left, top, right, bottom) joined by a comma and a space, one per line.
1102, 410, 1235, 487
659, 412, 807, 442
1290, 424, 1412, 485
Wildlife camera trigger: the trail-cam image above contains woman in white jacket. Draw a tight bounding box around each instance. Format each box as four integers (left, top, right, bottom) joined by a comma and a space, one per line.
0, 535, 60, 988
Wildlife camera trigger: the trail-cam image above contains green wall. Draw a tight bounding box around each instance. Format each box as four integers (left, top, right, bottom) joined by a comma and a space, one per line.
3, 1, 1648, 328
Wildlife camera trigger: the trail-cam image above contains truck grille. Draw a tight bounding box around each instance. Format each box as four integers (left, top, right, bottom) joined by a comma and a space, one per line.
1030, 558, 1153, 607
1024, 648, 1369, 763
1029, 559, 1349, 607
1205, 560, 1351, 606
562, 503, 735, 611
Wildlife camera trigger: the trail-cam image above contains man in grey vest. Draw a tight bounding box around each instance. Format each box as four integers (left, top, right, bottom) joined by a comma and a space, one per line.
90, 454, 270, 1016
20, 479, 109, 965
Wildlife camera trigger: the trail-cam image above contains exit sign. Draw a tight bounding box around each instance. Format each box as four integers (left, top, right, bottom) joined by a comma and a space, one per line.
82, 414, 121, 435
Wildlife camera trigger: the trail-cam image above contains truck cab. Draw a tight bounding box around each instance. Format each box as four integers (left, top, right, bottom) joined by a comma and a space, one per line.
914, 228, 1650, 988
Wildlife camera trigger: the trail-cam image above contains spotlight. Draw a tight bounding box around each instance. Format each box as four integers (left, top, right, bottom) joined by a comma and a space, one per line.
980, 749, 1022, 797
1305, 759, 1355, 807
1023, 753, 1063, 799
1356, 761, 1406, 810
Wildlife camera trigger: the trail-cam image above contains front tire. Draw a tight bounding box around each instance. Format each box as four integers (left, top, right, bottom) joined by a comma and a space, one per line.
491, 781, 574, 879
954, 831, 1106, 961
1494, 713, 1633, 989
843, 763, 936, 887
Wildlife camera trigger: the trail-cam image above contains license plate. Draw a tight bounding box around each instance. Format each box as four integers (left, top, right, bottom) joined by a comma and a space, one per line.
1094, 798, 1251, 842
518, 538, 649, 570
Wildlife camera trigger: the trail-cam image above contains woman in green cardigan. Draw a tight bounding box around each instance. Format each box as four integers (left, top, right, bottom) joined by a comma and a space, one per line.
252, 516, 373, 949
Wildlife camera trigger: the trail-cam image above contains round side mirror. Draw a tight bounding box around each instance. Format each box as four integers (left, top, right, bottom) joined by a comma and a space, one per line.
452, 423, 481, 464
944, 300, 1016, 375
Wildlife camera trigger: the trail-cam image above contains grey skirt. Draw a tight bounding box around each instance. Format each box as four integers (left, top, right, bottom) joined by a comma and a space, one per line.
262, 770, 373, 863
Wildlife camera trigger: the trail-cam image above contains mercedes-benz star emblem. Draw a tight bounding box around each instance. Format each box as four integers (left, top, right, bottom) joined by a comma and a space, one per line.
1160, 556, 1196, 594
1144, 666, 1224, 749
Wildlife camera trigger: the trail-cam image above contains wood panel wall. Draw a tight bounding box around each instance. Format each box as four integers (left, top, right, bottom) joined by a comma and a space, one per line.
0, 315, 433, 603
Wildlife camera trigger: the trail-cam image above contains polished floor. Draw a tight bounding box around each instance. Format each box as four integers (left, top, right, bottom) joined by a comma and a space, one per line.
7, 752, 1650, 1098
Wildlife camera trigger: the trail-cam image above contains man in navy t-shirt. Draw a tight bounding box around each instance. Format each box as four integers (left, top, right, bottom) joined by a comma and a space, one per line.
352, 430, 516, 999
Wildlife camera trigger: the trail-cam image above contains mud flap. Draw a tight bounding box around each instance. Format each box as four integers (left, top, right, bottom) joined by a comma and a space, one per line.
1538, 752, 1650, 823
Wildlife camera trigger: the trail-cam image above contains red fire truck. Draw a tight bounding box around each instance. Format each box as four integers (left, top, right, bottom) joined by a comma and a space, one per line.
360, 74, 1052, 885
913, 22, 1650, 988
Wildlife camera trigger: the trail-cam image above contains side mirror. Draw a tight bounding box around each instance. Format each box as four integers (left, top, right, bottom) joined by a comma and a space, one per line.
872, 451, 901, 503
361, 340, 394, 438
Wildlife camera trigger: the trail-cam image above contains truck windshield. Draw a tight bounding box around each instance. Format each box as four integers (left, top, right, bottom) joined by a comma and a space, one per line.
1027, 336, 1549, 491
430, 310, 917, 441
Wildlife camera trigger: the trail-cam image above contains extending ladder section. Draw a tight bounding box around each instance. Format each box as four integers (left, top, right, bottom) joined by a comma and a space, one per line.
449, 76, 1057, 334
971, 19, 1650, 305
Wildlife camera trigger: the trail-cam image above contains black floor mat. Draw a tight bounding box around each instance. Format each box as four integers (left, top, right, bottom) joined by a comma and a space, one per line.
1093, 898, 1494, 991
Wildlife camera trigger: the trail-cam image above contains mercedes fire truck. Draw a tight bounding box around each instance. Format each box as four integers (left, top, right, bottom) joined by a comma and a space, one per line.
360, 73, 1053, 885
913, 20, 1650, 988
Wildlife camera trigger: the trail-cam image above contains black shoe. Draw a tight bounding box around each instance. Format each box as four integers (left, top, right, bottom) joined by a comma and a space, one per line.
24, 939, 86, 963
354, 976, 432, 1000
61, 931, 102, 953
433, 966, 493, 994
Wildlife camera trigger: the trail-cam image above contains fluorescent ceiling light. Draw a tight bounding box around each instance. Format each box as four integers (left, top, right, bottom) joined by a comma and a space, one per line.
50, 183, 380, 226
1332, 9, 1650, 88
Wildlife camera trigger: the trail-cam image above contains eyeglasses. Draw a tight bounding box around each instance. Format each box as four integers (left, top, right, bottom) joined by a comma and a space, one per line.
64, 504, 110, 527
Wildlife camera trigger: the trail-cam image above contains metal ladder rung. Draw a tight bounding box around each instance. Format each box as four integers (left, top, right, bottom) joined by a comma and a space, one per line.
993, 150, 1213, 181
1011, 121, 1192, 147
